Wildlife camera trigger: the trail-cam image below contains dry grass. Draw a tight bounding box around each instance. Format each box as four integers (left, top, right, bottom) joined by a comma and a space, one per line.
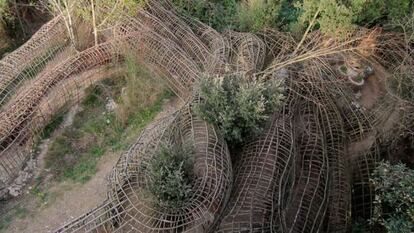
116, 54, 166, 126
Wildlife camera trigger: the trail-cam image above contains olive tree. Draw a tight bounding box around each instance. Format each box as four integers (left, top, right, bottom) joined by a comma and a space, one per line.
370, 162, 414, 233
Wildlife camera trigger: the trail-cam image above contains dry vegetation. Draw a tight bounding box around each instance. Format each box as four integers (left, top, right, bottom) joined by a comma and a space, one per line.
0, 0, 413, 233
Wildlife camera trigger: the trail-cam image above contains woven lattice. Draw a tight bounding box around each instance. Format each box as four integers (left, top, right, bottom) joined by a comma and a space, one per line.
216, 112, 296, 232
1, 1, 413, 232
225, 31, 266, 74
56, 104, 232, 232
0, 16, 68, 106
0, 41, 123, 186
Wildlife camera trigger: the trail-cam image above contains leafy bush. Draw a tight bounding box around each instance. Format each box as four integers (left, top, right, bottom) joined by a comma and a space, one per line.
43, 75, 171, 183
0, 0, 12, 54
168, 0, 410, 34
390, 12, 414, 44
278, 0, 302, 31
147, 143, 194, 209
237, 0, 282, 31
0, 0, 12, 23
387, 68, 414, 102
171, 0, 238, 31
194, 74, 284, 145
351, 0, 412, 26
172, 0, 287, 32
370, 161, 414, 233
293, 0, 355, 37
292, 0, 413, 37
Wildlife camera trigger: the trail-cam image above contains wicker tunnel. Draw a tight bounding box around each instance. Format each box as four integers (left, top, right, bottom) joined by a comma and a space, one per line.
56, 104, 233, 232
1, 1, 413, 232
0, 16, 68, 107
0, 42, 125, 188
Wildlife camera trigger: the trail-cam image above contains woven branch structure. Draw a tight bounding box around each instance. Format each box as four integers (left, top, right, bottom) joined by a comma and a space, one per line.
56, 104, 232, 232
0, 0, 413, 232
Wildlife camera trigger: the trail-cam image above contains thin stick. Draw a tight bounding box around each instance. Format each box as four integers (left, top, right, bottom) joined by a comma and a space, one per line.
292, 8, 320, 56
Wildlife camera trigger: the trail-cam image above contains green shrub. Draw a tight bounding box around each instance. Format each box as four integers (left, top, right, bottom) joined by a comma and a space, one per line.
0, 205, 27, 231
171, 0, 238, 31
278, 0, 302, 31
387, 70, 414, 102
42, 74, 171, 184
147, 143, 194, 209
194, 74, 284, 145
237, 0, 282, 31
171, 0, 386, 34
40, 111, 66, 139
292, 0, 413, 37
293, 0, 355, 37
172, 0, 293, 32
0, 0, 13, 25
351, 0, 412, 26
389, 12, 414, 44
370, 161, 414, 233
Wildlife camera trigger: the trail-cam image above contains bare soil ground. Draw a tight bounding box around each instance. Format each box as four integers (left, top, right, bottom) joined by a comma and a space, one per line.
5, 152, 118, 233
359, 73, 382, 110
358, 62, 387, 110
1, 96, 181, 233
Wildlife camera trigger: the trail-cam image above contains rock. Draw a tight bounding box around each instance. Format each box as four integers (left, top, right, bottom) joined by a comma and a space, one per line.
364, 66, 374, 76
105, 98, 117, 112
8, 185, 22, 197
4, 157, 36, 198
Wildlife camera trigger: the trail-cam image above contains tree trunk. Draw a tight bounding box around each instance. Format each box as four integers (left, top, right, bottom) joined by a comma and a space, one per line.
91, 0, 98, 46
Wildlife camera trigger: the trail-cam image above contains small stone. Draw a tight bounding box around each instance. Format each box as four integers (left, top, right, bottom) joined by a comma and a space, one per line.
105, 98, 117, 112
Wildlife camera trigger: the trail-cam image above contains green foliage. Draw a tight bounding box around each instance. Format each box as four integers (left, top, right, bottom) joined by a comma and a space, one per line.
63, 158, 98, 183
370, 161, 414, 233
194, 74, 284, 145
75, 0, 145, 29
30, 180, 51, 204
116, 54, 167, 126
171, 0, 238, 31
147, 143, 194, 209
389, 12, 414, 44
0, 0, 6, 11
388, 69, 414, 102
172, 0, 289, 32
351, 0, 413, 26
291, 0, 413, 37
278, 0, 301, 31
44, 74, 171, 184
0, 0, 12, 22
0, 0, 43, 51
0, 205, 27, 231
294, 0, 355, 37
350, 220, 366, 233
237, 0, 282, 31
170, 0, 413, 34
40, 110, 66, 139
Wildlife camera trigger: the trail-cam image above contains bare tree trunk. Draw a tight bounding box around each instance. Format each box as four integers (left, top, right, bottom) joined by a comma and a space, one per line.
47, 0, 77, 48
62, 0, 77, 48
91, 0, 98, 46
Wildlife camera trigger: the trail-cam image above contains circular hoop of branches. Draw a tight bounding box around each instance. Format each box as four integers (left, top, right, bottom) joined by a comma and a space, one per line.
106, 104, 232, 232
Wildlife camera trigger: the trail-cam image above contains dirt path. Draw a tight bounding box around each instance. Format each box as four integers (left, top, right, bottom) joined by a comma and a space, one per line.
2, 97, 181, 233
6, 152, 119, 233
